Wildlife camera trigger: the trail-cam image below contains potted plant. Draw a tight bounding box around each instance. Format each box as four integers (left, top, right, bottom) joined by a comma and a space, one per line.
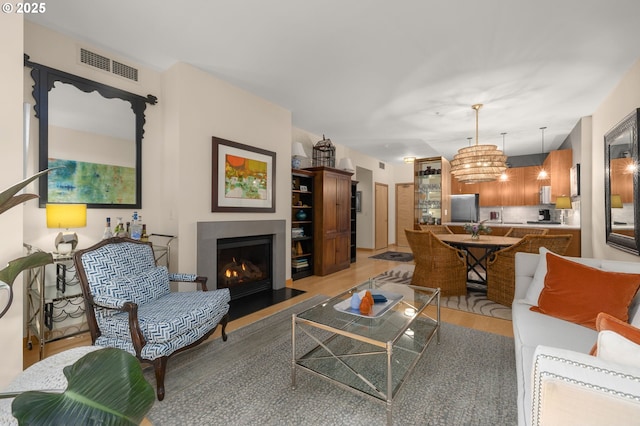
0, 170, 155, 425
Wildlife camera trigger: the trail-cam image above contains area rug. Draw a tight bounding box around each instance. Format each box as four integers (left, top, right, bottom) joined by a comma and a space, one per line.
146, 296, 517, 425
374, 264, 512, 320
369, 251, 414, 262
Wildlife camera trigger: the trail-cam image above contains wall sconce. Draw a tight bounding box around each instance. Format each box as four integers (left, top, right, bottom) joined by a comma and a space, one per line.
337, 157, 355, 172
291, 142, 307, 169
46, 203, 87, 254
403, 157, 416, 164
554, 196, 572, 225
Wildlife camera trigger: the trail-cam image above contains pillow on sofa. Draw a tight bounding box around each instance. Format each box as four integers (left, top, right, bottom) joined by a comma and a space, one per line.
598, 331, 640, 368
531, 253, 640, 329
523, 248, 602, 306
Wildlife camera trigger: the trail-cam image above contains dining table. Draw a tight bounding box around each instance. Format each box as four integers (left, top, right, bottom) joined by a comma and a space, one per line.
437, 234, 522, 290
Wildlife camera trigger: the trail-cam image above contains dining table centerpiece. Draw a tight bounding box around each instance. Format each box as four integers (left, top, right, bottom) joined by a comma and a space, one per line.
463, 220, 492, 240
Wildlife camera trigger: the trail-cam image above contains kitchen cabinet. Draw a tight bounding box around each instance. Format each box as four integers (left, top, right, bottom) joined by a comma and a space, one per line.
415, 157, 451, 226
307, 166, 353, 276
610, 157, 634, 203
543, 149, 572, 202
291, 169, 315, 280
450, 150, 572, 207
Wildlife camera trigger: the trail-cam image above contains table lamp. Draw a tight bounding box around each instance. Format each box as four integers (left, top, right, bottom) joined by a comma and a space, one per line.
555, 196, 571, 225
611, 194, 623, 209
337, 157, 355, 172
46, 203, 87, 254
291, 142, 307, 169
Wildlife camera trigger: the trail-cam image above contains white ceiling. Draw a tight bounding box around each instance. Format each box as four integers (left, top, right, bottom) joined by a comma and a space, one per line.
27, 0, 640, 164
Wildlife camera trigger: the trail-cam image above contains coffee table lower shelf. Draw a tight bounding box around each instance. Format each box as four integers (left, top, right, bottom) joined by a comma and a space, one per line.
291, 283, 440, 425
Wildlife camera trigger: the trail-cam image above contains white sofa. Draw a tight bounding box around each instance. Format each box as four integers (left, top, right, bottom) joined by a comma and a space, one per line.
513, 251, 640, 426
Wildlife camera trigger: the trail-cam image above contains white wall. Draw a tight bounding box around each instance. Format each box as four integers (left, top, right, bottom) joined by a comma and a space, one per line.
591, 58, 640, 261
23, 21, 164, 254
0, 13, 24, 388
162, 62, 292, 275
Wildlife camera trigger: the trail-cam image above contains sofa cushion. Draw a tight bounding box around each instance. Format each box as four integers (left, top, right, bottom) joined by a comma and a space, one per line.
523, 247, 602, 306
98, 266, 171, 306
531, 253, 640, 329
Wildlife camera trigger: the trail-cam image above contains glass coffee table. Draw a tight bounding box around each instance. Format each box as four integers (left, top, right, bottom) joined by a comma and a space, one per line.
292, 279, 440, 425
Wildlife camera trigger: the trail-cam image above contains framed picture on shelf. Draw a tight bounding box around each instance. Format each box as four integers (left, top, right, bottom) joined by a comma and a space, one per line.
211, 137, 276, 212
299, 185, 308, 192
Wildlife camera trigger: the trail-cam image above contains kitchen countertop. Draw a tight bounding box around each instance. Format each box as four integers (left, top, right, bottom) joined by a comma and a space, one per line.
445, 221, 581, 230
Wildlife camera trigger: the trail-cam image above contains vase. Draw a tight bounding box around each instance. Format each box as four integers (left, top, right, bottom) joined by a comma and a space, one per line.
296, 209, 307, 220
471, 233, 479, 240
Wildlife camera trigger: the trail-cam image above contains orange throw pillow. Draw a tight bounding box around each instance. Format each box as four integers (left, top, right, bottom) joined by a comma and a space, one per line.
530, 253, 640, 330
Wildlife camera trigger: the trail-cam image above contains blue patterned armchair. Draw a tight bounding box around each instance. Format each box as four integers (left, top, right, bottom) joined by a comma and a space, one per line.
74, 237, 230, 400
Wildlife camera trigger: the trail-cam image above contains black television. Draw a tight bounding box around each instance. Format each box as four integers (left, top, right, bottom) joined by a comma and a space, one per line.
450, 194, 480, 223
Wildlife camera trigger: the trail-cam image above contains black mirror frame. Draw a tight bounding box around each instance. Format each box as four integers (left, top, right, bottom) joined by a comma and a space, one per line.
604, 108, 640, 255
24, 54, 157, 209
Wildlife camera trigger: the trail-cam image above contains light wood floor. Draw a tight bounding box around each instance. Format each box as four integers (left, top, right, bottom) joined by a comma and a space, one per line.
24, 245, 513, 369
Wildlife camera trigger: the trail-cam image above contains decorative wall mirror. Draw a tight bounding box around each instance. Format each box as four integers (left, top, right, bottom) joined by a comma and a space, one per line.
604, 108, 640, 255
24, 55, 157, 208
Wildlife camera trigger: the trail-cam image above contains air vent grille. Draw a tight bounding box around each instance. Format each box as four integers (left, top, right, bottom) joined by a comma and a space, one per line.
112, 61, 138, 82
80, 48, 110, 72
79, 47, 139, 82
379, 162, 385, 170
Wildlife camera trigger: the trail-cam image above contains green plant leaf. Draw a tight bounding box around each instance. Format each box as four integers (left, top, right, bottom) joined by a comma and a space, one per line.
0, 252, 53, 287
0, 169, 52, 215
12, 348, 155, 425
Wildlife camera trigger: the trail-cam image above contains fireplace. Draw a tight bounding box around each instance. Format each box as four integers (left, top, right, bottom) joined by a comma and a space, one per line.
216, 235, 272, 299
197, 220, 286, 293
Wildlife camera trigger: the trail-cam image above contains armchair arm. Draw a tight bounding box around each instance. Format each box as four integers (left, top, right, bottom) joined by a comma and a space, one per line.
88, 295, 147, 357
531, 345, 640, 425
168, 273, 209, 291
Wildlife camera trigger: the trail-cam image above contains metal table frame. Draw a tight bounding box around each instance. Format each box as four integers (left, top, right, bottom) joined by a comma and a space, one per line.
291, 280, 440, 425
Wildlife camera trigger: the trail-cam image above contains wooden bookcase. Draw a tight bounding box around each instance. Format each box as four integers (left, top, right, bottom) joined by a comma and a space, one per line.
291, 169, 314, 280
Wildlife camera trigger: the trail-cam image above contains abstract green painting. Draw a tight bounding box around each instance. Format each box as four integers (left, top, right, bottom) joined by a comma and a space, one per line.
48, 158, 136, 204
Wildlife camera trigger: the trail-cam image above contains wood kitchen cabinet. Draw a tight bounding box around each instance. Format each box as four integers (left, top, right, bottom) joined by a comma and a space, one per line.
307, 166, 353, 276
450, 150, 572, 207
544, 149, 572, 202
610, 157, 634, 203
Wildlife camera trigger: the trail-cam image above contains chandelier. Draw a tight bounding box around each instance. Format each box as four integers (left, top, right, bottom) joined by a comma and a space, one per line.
450, 104, 507, 183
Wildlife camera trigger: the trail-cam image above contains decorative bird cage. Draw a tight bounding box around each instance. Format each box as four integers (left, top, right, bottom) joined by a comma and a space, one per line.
313, 135, 336, 167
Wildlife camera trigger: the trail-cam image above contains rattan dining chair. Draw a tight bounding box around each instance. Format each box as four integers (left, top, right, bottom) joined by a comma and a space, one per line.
418, 224, 454, 234
503, 227, 549, 238
486, 234, 573, 306
405, 229, 467, 297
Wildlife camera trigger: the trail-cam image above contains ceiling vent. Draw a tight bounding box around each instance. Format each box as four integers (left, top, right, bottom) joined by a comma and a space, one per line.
79, 47, 139, 82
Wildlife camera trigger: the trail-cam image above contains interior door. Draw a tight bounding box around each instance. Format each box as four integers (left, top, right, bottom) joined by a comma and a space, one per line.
395, 182, 414, 247
375, 183, 389, 250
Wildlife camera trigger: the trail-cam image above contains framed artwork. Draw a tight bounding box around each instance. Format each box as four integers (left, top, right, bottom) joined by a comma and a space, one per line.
356, 191, 362, 212
211, 137, 276, 212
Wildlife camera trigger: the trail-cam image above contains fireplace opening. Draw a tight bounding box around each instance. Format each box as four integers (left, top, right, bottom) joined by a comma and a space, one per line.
216, 234, 272, 300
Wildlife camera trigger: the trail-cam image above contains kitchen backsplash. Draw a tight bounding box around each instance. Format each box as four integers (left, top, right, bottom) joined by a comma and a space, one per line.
479, 203, 581, 226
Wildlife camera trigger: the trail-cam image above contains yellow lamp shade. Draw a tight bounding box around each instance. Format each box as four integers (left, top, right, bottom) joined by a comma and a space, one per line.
611, 194, 624, 209
46, 204, 87, 229
555, 196, 572, 210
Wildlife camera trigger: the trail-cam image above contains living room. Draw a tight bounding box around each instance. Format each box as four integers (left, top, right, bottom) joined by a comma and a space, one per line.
3, 3, 640, 424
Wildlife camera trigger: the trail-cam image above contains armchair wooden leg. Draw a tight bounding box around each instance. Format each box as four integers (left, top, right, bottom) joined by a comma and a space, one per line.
220, 313, 229, 342
154, 357, 168, 401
